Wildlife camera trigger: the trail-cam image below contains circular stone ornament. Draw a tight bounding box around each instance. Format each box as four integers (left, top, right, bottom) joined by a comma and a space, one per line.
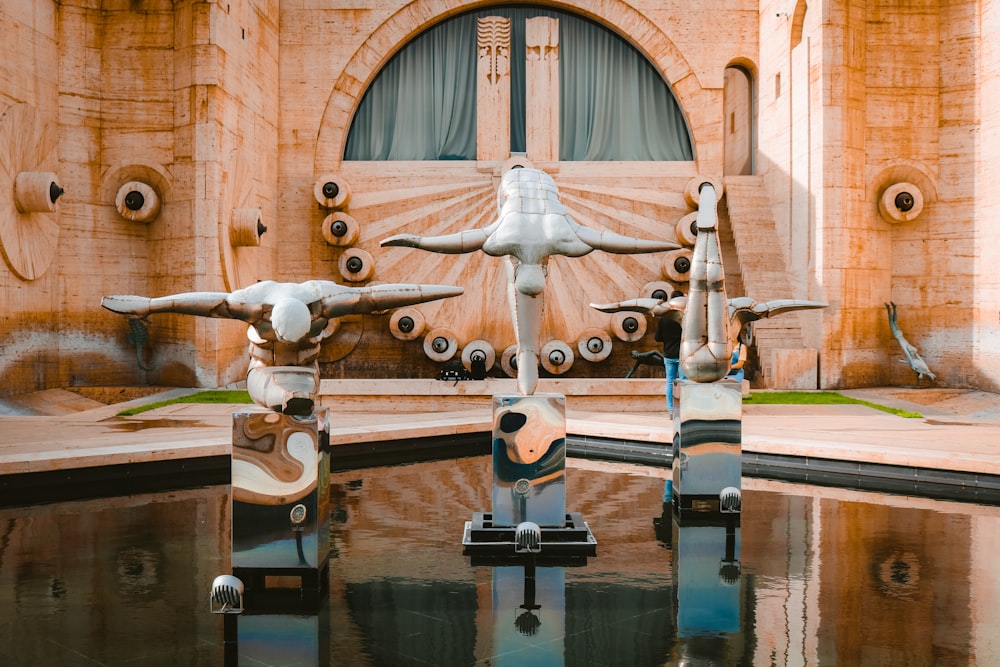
389, 307, 426, 341
879, 182, 924, 223
611, 311, 647, 342
662, 248, 693, 283
229, 208, 266, 247
674, 212, 699, 246
423, 328, 458, 362
577, 327, 612, 362
500, 345, 519, 378
218, 150, 264, 290
0, 103, 61, 280
461, 339, 496, 373
321, 212, 360, 246
313, 173, 352, 209
540, 340, 574, 374
683, 176, 724, 208
115, 181, 161, 223
640, 281, 677, 302
338, 248, 374, 282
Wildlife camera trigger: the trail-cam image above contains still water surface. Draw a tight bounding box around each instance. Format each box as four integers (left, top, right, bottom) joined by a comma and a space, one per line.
1, 455, 998, 666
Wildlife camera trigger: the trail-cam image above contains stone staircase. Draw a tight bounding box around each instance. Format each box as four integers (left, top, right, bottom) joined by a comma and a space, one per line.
722, 175, 811, 387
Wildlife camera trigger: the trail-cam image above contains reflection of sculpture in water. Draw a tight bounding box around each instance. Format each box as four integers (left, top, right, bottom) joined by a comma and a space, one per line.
493, 401, 565, 482
885, 301, 936, 385
382, 167, 679, 395
103, 280, 463, 414
491, 395, 566, 527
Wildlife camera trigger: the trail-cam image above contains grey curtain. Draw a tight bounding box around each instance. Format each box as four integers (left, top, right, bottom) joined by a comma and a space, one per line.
559, 17, 693, 160
344, 15, 478, 160
344, 8, 693, 161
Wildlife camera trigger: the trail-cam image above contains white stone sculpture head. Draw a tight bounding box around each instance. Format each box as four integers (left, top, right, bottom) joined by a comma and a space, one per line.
270, 297, 312, 342
514, 263, 547, 297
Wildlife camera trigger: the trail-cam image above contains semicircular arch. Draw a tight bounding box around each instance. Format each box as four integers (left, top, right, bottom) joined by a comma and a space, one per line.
314, 0, 705, 172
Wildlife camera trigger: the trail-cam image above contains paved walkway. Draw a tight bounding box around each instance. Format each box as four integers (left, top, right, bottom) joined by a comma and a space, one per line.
1, 386, 998, 481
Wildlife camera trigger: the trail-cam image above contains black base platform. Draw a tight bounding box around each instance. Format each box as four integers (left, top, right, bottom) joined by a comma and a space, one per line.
462, 511, 597, 563
232, 559, 330, 611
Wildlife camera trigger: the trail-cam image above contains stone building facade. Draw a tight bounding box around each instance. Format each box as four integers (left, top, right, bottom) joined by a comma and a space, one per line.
1, 0, 998, 396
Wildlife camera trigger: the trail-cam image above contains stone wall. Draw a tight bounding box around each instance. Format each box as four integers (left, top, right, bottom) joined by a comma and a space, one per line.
282, 0, 756, 381
0, 3, 63, 395
977, 0, 1000, 392
1, 0, 998, 395
1, 0, 280, 396
756, 0, 999, 390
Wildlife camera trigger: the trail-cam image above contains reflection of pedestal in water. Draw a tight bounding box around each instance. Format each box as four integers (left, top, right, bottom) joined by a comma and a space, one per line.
672, 380, 742, 516
211, 575, 330, 666
236, 600, 330, 667
463, 394, 596, 560
672, 518, 742, 650
230, 410, 331, 599
492, 565, 565, 666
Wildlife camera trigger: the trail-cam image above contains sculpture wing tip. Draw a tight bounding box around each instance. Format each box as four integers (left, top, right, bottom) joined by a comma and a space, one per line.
425, 285, 465, 299
590, 298, 657, 315
380, 234, 415, 248
101, 295, 149, 317
589, 301, 620, 313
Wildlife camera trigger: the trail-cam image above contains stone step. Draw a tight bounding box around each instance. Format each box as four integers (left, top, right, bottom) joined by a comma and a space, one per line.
724, 175, 810, 387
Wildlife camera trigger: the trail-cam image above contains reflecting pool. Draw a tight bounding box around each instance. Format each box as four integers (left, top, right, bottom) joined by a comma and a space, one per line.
1, 454, 999, 666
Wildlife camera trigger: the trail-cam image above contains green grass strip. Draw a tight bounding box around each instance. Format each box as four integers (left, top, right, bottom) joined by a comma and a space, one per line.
116, 388, 921, 419
743, 391, 922, 418
117, 389, 253, 416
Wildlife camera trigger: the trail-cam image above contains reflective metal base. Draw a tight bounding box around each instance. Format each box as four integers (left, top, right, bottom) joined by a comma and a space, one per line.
467, 394, 595, 563
491, 394, 567, 527
672, 381, 742, 516
230, 410, 331, 598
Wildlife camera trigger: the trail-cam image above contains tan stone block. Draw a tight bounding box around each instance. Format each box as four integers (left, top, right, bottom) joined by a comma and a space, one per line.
770, 348, 818, 390
940, 86, 977, 124
842, 269, 893, 306
866, 91, 938, 128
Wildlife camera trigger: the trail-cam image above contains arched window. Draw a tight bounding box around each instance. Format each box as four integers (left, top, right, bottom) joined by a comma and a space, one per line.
344, 7, 693, 161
